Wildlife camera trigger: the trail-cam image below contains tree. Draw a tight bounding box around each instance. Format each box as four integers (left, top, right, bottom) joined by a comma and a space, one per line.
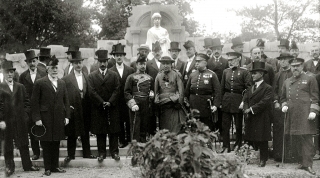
234, 0, 318, 42
0, 0, 98, 53
94, 0, 203, 40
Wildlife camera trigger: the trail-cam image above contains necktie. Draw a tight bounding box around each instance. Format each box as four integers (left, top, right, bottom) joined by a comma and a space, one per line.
253, 84, 257, 92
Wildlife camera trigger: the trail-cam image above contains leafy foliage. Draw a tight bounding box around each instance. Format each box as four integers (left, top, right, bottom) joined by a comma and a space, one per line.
235, 143, 257, 165
128, 113, 244, 178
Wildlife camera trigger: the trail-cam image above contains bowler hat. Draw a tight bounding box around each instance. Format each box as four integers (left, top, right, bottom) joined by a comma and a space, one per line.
226, 52, 241, 60
250, 62, 267, 74
24, 50, 38, 62
65, 45, 79, 54
278, 39, 290, 49
39, 47, 51, 57
95, 50, 109, 62
183, 40, 195, 49
137, 44, 150, 52
70, 51, 84, 62
168, 42, 181, 51
159, 56, 174, 63
152, 41, 161, 52
47, 55, 59, 66
112, 43, 126, 55
203, 38, 213, 48
2, 60, 16, 71
290, 41, 298, 50
256, 39, 265, 47
136, 54, 147, 63
231, 37, 244, 49
276, 53, 294, 60
289, 58, 304, 66
195, 53, 209, 61
212, 38, 224, 48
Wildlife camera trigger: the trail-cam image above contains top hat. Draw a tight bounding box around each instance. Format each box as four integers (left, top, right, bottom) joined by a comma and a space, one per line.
256, 39, 265, 47
109, 45, 116, 55
212, 38, 224, 48
39, 47, 51, 57
289, 58, 304, 66
70, 51, 84, 62
278, 39, 290, 49
231, 37, 244, 49
65, 45, 79, 54
195, 53, 209, 61
250, 62, 267, 73
152, 41, 161, 52
226, 52, 241, 60
47, 55, 59, 66
95, 50, 109, 61
183, 40, 195, 49
24, 50, 38, 62
2, 60, 16, 71
168, 42, 181, 51
276, 53, 294, 60
136, 54, 147, 63
159, 56, 174, 63
112, 43, 126, 55
203, 38, 214, 48
290, 41, 298, 50
137, 44, 150, 52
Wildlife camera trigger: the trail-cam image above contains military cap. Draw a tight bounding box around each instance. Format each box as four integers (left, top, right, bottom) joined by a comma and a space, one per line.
159, 56, 174, 63
195, 53, 209, 61
289, 58, 304, 66
137, 44, 150, 52
169, 42, 181, 51
65, 45, 79, 54
290, 41, 298, 50
250, 62, 267, 74
24, 50, 38, 62
152, 41, 161, 52
136, 54, 147, 63
112, 43, 126, 55
183, 40, 195, 49
256, 39, 265, 47
95, 49, 109, 62
203, 38, 214, 48
278, 39, 290, 49
231, 37, 244, 49
2, 60, 16, 71
47, 55, 59, 66
276, 53, 294, 60
226, 52, 241, 60
69, 51, 84, 63
39, 47, 51, 57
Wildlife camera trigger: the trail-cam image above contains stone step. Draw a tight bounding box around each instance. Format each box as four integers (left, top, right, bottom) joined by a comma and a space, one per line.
0, 156, 131, 168
29, 137, 105, 148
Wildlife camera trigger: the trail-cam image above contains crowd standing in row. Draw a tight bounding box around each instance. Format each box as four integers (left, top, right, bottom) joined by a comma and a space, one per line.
0, 37, 319, 176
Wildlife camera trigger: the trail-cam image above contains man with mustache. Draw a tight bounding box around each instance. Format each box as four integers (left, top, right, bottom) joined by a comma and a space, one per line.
88, 49, 121, 162
19, 50, 46, 161
36, 48, 52, 73
289, 41, 299, 58
63, 45, 88, 76
124, 55, 154, 142
130, 44, 151, 71
256, 39, 279, 73
231, 37, 251, 68
303, 45, 320, 74
278, 39, 290, 55
169, 42, 185, 75
281, 57, 319, 175
110, 43, 135, 148
154, 56, 185, 133
181, 40, 198, 87
0, 51, 19, 83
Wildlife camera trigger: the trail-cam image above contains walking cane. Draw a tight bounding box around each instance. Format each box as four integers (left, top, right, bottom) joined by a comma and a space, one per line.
281, 112, 286, 167
131, 112, 137, 141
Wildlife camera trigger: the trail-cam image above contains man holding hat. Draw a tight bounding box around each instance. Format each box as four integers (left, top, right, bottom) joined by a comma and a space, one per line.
303, 45, 320, 74
130, 44, 151, 70
169, 42, 185, 74
88, 49, 121, 162
63, 45, 88, 76
37, 47, 51, 72
256, 39, 279, 73
231, 37, 251, 67
220, 52, 251, 153
0, 51, 19, 82
181, 40, 198, 86
154, 56, 185, 133
124, 54, 154, 142
243, 61, 273, 167
281, 57, 319, 175
1, 60, 40, 177
31, 56, 70, 176
110, 43, 135, 148
185, 53, 221, 131
19, 50, 46, 161
62, 51, 96, 163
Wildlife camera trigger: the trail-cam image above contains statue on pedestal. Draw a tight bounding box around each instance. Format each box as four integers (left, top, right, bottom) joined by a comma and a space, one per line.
146, 13, 171, 56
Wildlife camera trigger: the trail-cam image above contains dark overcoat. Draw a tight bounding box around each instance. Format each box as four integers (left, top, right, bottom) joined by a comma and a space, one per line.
62, 71, 91, 137
88, 69, 120, 134
174, 59, 186, 76
0, 82, 30, 147
246, 62, 275, 86
146, 58, 160, 80
31, 76, 71, 141
63, 64, 88, 76
207, 56, 229, 82
243, 81, 272, 141
19, 68, 46, 101
0, 88, 11, 141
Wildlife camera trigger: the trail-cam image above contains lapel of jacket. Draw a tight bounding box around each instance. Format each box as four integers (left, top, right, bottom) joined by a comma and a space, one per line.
44, 76, 56, 94
83, 73, 88, 96
151, 58, 159, 71
12, 81, 18, 97
122, 65, 129, 79
176, 59, 182, 70
187, 59, 196, 75
95, 70, 104, 83
250, 81, 265, 98
69, 73, 80, 92
24, 70, 33, 84
101, 70, 110, 84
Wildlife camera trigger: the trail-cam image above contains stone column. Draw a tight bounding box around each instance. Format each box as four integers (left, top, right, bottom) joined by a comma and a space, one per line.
131, 28, 141, 55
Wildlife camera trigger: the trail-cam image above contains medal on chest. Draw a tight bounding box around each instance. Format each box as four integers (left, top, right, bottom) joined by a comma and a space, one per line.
204, 79, 209, 84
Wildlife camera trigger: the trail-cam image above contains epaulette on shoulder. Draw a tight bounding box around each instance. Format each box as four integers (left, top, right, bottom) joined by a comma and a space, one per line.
240, 67, 248, 70
207, 69, 215, 74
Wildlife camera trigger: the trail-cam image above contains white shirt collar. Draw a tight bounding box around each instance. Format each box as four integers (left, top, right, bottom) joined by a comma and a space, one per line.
29, 68, 37, 74
99, 68, 107, 74
6, 80, 13, 85
74, 70, 82, 76
116, 63, 124, 68
188, 55, 195, 63
255, 80, 264, 88
48, 74, 58, 81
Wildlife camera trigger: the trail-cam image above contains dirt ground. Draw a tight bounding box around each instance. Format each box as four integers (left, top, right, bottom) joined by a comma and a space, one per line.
2, 159, 320, 177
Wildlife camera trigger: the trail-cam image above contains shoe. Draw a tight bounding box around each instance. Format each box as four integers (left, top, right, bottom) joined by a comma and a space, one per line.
25, 166, 40, 171
32, 155, 40, 160
5, 168, 14, 177
259, 161, 266, 167
112, 154, 120, 161
304, 167, 316, 175
51, 168, 66, 173
64, 156, 75, 163
83, 154, 96, 159
98, 155, 104, 162
44, 170, 51, 176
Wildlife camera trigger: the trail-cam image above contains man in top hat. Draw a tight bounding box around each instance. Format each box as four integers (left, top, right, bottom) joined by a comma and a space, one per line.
110, 43, 135, 148
290, 41, 299, 58
62, 51, 96, 163
281, 57, 319, 175
181, 40, 198, 87
0, 51, 19, 82
37, 47, 52, 72
31, 56, 70, 176
303, 45, 320, 74
1, 60, 40, 177
272, 53, 295, 162
63, 45, 88, 76
169, 42, 185, 75
185, 53, 221, 131
108, 45, 117, 69
154, 56, 185, 133
124, 55, 154, 143
243, 61, 273, 167
130, 44, 151, 71
146, 41, 163, 80
231, 37, 251, 67
220, 52, 251, 153
206, 38, 228, 82
88, 49, 121, 162
278, 39, 290, 55
19, 50, 47, 161
256, 39, 279, 73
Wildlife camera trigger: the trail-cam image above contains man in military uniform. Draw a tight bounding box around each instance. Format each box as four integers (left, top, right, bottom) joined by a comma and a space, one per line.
303, 45, 320, 74
124, 55, 154, 142
231, 37, 251, 67
185, 53, 221, 131
281, 58, 319, 175
256, 39, 279, 73
169, 42, 185, 75
220, 52, 251, 153
181, 40, 198, 87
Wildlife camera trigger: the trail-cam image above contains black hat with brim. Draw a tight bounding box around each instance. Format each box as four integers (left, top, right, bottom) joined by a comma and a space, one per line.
2, 60, 16, 71
39, 47, 51, 57
69, 51, 84, 63
95, 50, 109, 61
231, 37, 244, 49
250, 62, 267, 74
276, 53, 294, 60
65, 45, 80, 54
24, 50, 38, 62
168, 42, 181, 51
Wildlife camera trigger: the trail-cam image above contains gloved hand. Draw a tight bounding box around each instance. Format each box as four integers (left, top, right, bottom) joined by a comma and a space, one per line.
239, 102, 244, 110
36, 120, 43, 126
0, 121, 6, 130
132, 105, 139, 112
149, 91, 154, 98
308, 112, 316, 120
211, 106, 217, 113
65, 118, 69, 125
274, 102, 280, 109
282, 106, 288, 113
